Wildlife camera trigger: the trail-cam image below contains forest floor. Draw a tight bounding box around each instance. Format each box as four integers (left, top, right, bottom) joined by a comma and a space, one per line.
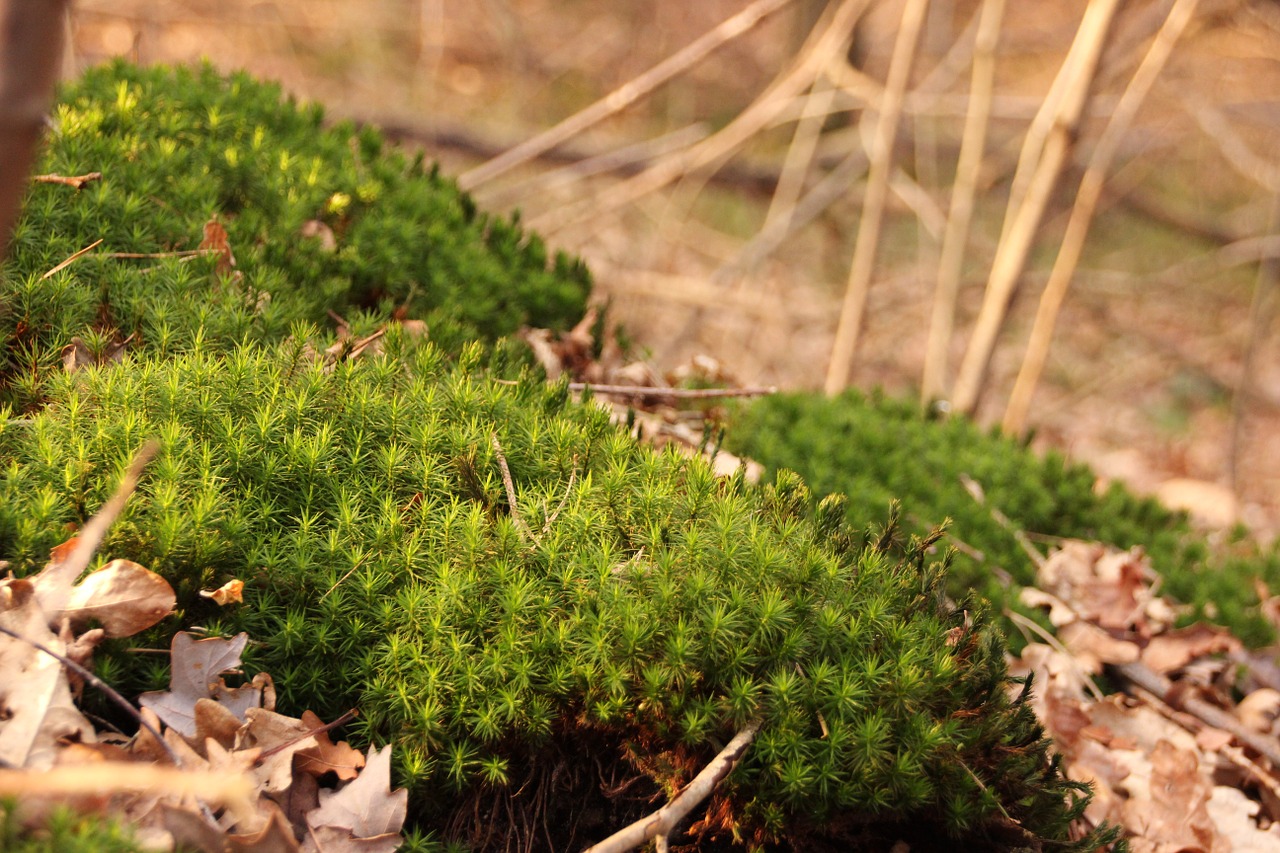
63, 0, 1280, 541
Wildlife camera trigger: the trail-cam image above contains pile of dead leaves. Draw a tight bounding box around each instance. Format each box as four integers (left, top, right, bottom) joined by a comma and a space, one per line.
0, 447, 406, 853
1014, 540, 1280, 851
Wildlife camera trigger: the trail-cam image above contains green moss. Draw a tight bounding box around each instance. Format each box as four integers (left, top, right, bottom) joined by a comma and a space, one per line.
1, 803, 146, 853
1, 61, 591, 410
0, 340, 1110, 849
725, 389, 1280, 647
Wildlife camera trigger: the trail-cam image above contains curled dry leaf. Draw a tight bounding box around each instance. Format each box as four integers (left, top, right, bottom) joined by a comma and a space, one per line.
200, 578, 245, 606
63, 559, 176, 637
200, 218, 237, 275
299, 219, 337, 252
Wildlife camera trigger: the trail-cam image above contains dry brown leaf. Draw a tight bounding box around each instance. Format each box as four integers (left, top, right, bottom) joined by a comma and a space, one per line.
1236, 688, 1280, 735
195, 697, 247, 751
1140, 624, 1242, 675
201, 219, 237, 275
293, 711, 365, 782
236, 708, 319, 796
139, 632, 264, 739
299, 219, 337, 252
1206, 786, 1280, 852
63, 559, 176, 637
201, 578, 246, 606
1059, 620, 1139, 670
303, 744, 406, 851
0, 578, 96, 769
1122, 740, 1218, 853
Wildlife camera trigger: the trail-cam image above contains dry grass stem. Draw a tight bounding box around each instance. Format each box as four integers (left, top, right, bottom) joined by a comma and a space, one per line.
530, 0, 872, 235
491, 433, 530, 540
824, 0, 932, 396
41, 238, 103, 279
762, 77, 837, 237
921, 0, 1006, 404
1003, 0, 1200, 435
951, 0, 1122, 416
569, 383, 777, 399
457, 0, 797, 192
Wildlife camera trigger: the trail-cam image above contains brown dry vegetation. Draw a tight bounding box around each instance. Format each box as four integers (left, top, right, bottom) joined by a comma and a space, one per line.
64, 0, 1280, 536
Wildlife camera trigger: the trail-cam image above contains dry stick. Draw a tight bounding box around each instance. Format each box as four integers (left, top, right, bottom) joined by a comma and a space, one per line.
457, 0, 797, 192
823, 0, 931, 396
490, 433, 529, 539
1002, 0, 1200, 436
584, 719, 762, 853
1110, 660, 1280, 769
950, 0, 1122, 417
32, 171, 101, 189
531, 0, 871, 236
762, 76, 837, 238
568, 383, 776, 399
476, 123, 709, 212
921, 0, 1006, 405
41, 237, 102, 279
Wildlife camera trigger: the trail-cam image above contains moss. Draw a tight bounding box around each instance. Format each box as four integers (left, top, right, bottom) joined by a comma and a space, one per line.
1, 803, 146, 853
725, 389, 1280, 647
1, 61, 591, 410
0, 340, 1110, 849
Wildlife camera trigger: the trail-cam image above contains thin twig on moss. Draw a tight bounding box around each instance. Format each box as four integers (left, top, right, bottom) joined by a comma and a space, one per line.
585, 718, 762, 853
569, 383, 776, 399
41, 238, 103, 279
491, 433, 530, 540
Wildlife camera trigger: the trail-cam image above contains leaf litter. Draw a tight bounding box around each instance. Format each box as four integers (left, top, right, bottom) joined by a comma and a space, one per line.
0, 447, 406, 853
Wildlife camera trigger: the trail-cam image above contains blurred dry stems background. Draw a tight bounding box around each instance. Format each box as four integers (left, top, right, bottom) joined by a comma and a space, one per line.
63, 0, 1280, 535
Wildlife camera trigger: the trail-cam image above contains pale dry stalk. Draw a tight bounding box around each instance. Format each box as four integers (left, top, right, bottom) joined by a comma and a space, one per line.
457, 0, 797, 192
823, 0, 932, 396
950, 0, 1122, 416
921, 0, 1006, 404
763, 77, 837, 236
1002, 0, 1200, 435
530, 0, 872, 235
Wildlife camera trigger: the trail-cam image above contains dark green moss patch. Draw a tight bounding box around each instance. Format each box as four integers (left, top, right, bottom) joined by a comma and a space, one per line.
1, 61, 590, 410
0, 341, 1110, 849
726, 389, 1280, 647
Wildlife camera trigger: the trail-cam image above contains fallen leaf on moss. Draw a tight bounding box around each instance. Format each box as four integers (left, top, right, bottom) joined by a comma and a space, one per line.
303, 744, 406, 852
294, 710, 365, 782
139, 632, 266, 739
200, 578, 245, 606
64, 559, 175, 637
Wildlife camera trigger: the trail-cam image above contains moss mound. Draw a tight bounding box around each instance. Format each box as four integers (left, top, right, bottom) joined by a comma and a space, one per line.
726, 389, 1280, 646
1, 60, 590, 410
0, 338, 1108, 849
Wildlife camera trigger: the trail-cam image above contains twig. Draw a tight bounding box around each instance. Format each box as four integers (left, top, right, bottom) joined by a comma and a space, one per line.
541, 466, 577, 538
0, 622, 180, 767
491, 433, 529, 539
1002, 0, 1199, 436
458, 0, 797, 191
256, 709, 358, 762
922, 0, 1006, 404
824, 0, 931, 395
531, 0, 871, 235
41, 238, 103, 279
1109, 660, 1280, 769
950, 0, 1121, 416
32, 171, 101, 189
585, 719, 762, 853
568, 383, 776, 399
103, 249, 214, 259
